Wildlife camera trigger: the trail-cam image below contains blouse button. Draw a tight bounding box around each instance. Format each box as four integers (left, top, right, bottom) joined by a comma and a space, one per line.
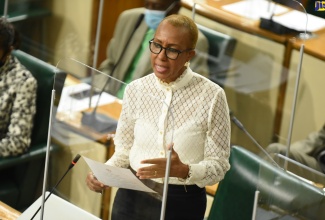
160, 151, 164, 156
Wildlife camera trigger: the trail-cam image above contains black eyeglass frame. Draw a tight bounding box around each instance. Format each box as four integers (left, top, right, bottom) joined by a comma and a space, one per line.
149, 39, 193, 60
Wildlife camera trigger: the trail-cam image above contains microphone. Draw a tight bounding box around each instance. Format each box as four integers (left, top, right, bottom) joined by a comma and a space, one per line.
81, 13, 145, 133
230, 111, 280, 168
31, 154, 81, 220
259, 0, 307, 35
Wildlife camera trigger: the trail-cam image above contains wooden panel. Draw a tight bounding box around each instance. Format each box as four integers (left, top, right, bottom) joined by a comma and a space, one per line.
91, 0, 144, 68
0, 201, 20, 220
206, 183, 218, 196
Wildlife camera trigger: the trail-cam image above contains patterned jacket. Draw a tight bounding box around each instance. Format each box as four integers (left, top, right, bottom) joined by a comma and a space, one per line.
0, 55, 37, 157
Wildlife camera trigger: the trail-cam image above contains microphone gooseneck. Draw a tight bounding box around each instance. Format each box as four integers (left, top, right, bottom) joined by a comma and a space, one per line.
68, 154, 81, 169
230, 112, 280, 169
30, 154, 81, 220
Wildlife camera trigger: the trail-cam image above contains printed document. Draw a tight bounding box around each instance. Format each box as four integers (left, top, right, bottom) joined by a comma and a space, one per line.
83, 156, 156, 193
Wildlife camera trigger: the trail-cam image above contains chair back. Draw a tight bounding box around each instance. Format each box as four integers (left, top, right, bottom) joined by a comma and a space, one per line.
0, 50, 67, 210
11, 49, 66, 147
197, 24, 236, 83
208, 145, 325, 220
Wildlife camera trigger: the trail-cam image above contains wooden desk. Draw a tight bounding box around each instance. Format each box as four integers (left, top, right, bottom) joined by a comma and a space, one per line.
206, 183, 218, 196
182, 0, 291, 44
0, 201, 20, 220
56, 74, 122, 144
56, 101, 122, 144
291, 29, 325, 61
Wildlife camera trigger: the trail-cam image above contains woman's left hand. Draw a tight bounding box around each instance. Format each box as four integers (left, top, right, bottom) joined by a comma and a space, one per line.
136, 143, 189, 179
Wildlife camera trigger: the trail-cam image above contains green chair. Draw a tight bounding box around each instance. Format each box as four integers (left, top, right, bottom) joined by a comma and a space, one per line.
207, 145, 325, 220
197, 24, 237, 85
0, 49, 66, 211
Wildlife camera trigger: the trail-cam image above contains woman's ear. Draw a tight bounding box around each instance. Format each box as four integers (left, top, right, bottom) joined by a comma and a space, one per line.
187, 49, 196, 61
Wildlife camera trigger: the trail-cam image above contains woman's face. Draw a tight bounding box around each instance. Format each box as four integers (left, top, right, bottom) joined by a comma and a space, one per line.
150, 21, 195, 83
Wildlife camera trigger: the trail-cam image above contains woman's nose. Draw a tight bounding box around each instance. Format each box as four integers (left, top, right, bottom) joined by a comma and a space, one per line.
157, 48, 168, 60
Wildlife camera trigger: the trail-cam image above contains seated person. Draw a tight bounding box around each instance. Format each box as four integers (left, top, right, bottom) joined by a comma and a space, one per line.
96, 0, 209, 99
266, 124, 325, 183
0, 18, 37, 157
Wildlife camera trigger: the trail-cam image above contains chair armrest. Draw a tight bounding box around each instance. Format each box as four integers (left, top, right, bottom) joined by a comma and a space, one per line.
0, 143, 58, 170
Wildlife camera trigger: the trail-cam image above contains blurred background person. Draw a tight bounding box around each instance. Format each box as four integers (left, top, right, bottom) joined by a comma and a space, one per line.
0, 17, 37, 158
96, 0, 209, 99
266, 124, 325, 184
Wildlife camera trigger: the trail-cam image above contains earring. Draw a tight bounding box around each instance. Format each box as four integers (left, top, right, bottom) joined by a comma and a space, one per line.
184, 61, 190, 67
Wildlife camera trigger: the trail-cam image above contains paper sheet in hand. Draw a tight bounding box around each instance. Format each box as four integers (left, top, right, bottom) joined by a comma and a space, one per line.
83, 156, 156, 193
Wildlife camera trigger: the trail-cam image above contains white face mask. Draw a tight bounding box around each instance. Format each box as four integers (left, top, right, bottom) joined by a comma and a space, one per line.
144, 2, 178, 30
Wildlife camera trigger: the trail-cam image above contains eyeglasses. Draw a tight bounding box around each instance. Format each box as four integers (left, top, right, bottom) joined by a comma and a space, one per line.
149, 40, 192, 60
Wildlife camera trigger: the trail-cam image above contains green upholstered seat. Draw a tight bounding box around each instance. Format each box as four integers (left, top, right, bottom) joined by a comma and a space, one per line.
207, 145, 325, 220
0, 50, 66, 211
197, 24, 237, 85
0, 0, 51, 22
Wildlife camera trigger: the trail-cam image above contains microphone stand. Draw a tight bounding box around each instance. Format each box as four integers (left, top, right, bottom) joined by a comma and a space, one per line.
160, 148, 172, 220
159, 103, 175, 220
31, 154, 81, 220
284, 0, 307, 171
3, 0, 8, 18
39, 88, 56, 220
191, 2, 197, 21
89, 0, 104, 108
284, 44, 304, 171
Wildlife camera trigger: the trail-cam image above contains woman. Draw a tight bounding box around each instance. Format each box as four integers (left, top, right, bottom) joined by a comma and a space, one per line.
0, 18, 37, 157
86, 14, 230, 220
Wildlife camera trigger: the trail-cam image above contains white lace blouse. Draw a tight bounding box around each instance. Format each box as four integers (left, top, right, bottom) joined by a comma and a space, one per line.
106, 68, 231, 187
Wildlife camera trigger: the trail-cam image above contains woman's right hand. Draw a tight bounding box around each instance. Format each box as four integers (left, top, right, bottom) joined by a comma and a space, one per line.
85, 171, 106, 193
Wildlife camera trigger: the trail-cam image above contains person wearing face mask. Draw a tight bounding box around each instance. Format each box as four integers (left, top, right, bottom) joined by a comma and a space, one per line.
87, 14, 230, 220
0, 18, 37, 158
96, 0, 209, 99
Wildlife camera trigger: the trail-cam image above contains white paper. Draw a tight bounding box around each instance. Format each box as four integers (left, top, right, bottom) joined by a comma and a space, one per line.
57, 83, 116, 113
271, 10, 325, 32
222, 0, 288, 20
83, 156, 157, 193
